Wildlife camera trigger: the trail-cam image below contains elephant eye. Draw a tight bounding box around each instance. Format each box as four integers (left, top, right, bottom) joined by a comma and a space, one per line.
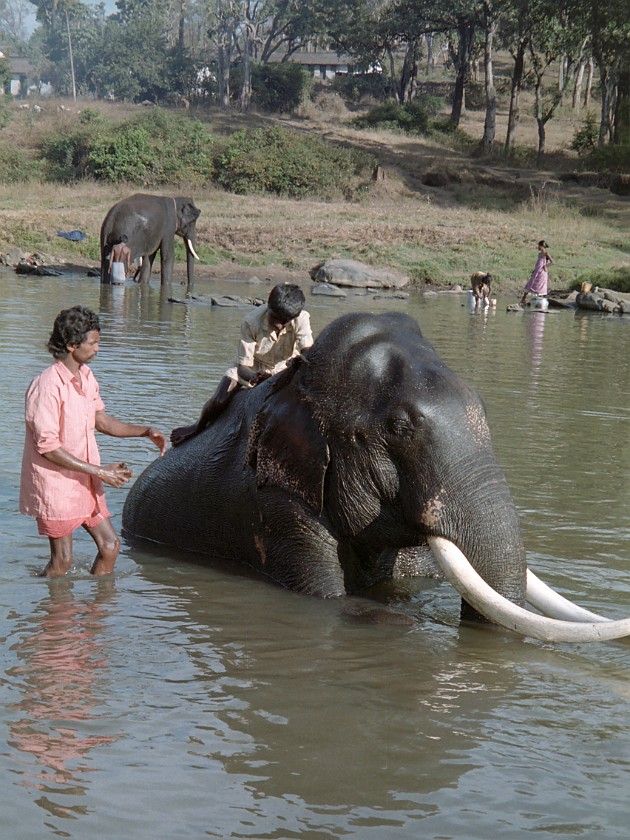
385, 411, 416, 440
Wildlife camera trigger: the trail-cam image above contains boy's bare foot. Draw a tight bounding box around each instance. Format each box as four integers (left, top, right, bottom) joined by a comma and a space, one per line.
170, 424, 198, 447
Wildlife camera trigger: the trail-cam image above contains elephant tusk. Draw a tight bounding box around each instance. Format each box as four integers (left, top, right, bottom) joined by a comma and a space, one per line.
428, 536, 630, 643
526, 569, 611, 623
185, 238, 200, 260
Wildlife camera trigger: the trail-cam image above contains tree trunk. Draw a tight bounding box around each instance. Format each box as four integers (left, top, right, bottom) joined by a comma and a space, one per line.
239, 23, 252, 110
399, 38, 420, 103
533, 70, 546, 160
481, 9, 497, 152
613, 65, 630, 143
450, 19, 475, 127
505, 40, 525, 148
218, 43, 231, 106
597, 63, 613, 145
425, 33, 433, 73
584, 57, 593, 109
573, 58, 586, 112
558, 55, 565, 91
386, 48, 400, 103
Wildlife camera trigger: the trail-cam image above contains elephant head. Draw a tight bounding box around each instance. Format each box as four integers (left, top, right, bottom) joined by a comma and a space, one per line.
174, 196, 201, 273
123, 312, 630, 642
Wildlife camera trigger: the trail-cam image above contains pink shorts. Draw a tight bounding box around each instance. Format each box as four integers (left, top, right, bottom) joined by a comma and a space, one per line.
36, 503, 110, 538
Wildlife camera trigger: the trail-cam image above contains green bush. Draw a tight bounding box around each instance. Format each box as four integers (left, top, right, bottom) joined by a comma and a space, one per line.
331, 73, 389, 102
214, 125, 375, 199
353, 100, 429, 134
0, 97, 12, 130
0, 147, 41, 182
40, 107, 215, 185
251, 63, 312, 113
414, 93, 445, 116
584, 142, 630, 172
571, 113, 598, 156
0, 56, 10, 93
87, 125, 155, 182
41, 129, 97, 180
573, 267, 630, 294
79, 107, 108, 126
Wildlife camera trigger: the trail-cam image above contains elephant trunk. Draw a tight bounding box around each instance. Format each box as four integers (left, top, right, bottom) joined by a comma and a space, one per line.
184, 236, 198, 294
413, 450, 527, 612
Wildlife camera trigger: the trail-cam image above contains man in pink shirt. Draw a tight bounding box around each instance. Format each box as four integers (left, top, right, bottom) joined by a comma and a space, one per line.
20, 305, 167, 577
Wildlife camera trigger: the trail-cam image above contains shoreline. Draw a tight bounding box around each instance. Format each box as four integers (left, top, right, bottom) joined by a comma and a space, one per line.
4, 255, 529, 297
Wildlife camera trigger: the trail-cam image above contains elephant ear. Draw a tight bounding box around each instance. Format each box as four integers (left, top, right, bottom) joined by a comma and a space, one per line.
247, 384, 329, 516
177, 198, 200, 226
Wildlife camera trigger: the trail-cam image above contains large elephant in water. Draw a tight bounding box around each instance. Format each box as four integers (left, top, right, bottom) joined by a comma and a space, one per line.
100, 193, 200, 290
123, 312, 630, 642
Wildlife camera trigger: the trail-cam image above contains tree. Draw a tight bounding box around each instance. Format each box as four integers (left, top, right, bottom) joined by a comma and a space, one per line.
0, 52, 10, 93
583, 0, 630, 144
28, 0, 99, 96
0, 0, 32, 43
206, 0, 239, 106
500, 0, 530, 148
480, 0, 499, 149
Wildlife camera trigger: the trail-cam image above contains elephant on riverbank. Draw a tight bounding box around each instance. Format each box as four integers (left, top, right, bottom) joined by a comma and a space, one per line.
122, 312, 630, 642
100, 193, 200, 291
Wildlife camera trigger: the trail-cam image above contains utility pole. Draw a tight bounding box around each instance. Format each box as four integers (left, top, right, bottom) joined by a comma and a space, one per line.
65, 11, 77, 101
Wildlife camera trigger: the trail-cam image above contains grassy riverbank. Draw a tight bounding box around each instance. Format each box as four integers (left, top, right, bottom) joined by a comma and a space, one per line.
1, 97, 630, 294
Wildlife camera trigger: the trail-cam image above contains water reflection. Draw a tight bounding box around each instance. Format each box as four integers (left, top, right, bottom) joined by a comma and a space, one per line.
133, 559, 517, 817
7, 578, 120, 816
525, 312, 546, 393
1, 269, 630, 838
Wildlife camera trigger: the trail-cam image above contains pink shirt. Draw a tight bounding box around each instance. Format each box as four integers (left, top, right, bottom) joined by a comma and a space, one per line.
20, 361, 106, 519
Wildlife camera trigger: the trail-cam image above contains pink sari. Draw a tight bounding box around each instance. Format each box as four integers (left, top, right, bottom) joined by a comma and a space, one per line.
524, 252, 549, 295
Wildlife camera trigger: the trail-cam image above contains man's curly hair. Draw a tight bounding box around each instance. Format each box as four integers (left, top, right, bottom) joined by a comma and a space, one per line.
47, 306, 100, 359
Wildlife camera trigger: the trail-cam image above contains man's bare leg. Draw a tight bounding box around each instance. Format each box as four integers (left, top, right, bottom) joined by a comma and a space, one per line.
85, 517, 121, 576
40, 534, 74, 577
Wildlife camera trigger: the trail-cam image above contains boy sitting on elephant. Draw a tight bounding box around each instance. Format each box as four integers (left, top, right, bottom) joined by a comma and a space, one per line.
170, 284, 313, 447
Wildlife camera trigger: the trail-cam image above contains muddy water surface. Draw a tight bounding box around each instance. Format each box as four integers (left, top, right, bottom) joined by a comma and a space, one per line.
1, 270, 629, 839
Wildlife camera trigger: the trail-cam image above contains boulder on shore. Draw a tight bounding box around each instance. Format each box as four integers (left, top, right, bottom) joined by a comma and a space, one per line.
576, 288, 630, 314
310, 259, 408, 289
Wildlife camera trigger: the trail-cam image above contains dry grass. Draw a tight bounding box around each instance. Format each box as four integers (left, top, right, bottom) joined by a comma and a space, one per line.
1, 91, 630, 292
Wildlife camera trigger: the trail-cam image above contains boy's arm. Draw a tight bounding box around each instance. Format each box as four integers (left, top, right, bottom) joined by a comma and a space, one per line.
295, 311, 314, 350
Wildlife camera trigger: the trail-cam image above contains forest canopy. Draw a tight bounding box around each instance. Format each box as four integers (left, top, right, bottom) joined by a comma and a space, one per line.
0, 0, 629, 156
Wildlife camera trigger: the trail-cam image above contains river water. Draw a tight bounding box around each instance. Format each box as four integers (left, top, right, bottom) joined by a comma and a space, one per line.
1, 269, 629, 839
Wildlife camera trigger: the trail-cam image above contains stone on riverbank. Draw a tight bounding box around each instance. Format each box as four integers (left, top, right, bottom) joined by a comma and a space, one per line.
309, 259, 408, 289
311, 283, 348, 298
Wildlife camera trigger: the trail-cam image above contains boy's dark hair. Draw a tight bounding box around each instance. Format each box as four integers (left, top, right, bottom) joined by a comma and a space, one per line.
538, 240, 549, 249
47, 305, 100, 358
267, 284, 305, 321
